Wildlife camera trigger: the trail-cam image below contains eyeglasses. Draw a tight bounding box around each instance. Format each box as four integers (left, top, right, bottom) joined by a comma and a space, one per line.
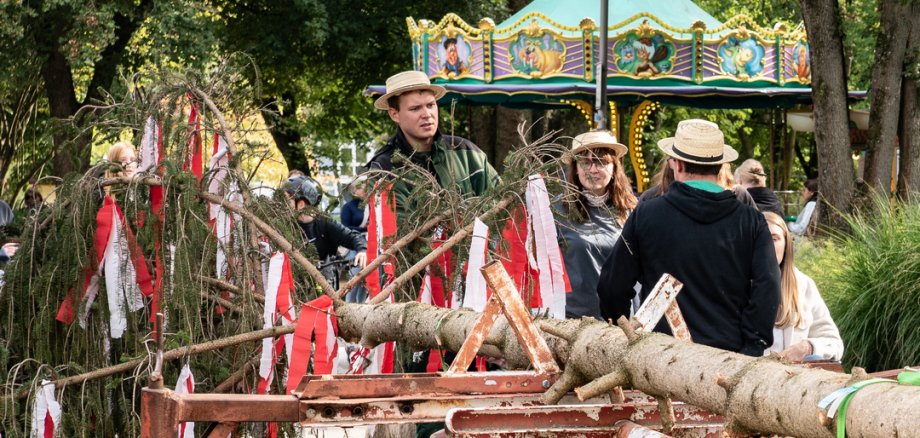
575, 156, 611, 169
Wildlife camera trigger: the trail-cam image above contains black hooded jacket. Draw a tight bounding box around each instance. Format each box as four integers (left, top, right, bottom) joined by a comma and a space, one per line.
598, 181, 780, 356
746, 186, 785, 217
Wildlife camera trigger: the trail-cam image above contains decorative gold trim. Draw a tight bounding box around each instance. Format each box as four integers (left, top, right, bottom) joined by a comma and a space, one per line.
628, 101, 659, 192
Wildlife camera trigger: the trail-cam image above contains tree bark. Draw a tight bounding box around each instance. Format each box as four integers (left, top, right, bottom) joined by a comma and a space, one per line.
799, 0, 855, 228
493, 106, 531, 173
897, 6, 920, 198
33, 2, 151, 176
862, 0, 912, 195
335, 299, 920, 437
262, 92, 309, 174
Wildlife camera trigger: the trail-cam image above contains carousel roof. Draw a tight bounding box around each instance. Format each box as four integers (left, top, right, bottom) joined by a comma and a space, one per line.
365, 0, 866, 109
498, 0, 723, 35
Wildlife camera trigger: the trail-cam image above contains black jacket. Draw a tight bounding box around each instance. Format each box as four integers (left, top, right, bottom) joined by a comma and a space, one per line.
746, 186, 785, 217
598, 182, 780, 356
299, 217, 367, 261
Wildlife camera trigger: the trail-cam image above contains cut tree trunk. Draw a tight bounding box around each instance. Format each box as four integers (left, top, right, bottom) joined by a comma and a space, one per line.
799, 0, 855, 229
335, 298, 920, 437
862, 0, 912, 195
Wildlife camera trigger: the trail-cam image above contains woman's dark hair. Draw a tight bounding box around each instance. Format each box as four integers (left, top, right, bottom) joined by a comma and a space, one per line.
804, 178, 819, 203
565, 149, 636, 223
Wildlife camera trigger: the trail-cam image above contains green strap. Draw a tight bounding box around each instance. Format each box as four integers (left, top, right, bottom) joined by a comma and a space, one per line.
897, 370, 920, 386
834, 379, 892, 438
833, 372, 920, 438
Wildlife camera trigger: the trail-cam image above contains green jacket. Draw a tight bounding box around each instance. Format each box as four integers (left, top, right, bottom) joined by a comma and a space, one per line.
367, 128, 499, 212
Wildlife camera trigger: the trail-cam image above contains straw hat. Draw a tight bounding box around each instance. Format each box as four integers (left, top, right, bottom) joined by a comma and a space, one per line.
374, 71, 447, 110
657, 119, 738, 165
570, 130, 628, 160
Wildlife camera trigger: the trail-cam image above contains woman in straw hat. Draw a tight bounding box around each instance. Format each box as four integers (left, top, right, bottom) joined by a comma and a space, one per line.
558, 130, 636, 319
762, 211, 842, 360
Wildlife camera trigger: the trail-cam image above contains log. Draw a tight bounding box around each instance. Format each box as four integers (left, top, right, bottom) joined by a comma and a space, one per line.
335, 263, 920, 437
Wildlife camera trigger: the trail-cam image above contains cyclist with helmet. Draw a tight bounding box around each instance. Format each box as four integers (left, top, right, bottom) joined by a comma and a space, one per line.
283, 175, 367, 269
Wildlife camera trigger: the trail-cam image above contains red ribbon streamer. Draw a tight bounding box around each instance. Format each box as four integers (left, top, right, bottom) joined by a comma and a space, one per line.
286, 296, 338, 395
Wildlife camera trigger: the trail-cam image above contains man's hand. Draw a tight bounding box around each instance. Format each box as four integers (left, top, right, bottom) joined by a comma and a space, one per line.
780, 340, 814, 362
354, 251, 367, 269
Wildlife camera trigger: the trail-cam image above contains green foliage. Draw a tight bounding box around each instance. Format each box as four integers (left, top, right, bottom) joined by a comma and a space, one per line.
796, 196, 920, 372
0, 66, 318, 437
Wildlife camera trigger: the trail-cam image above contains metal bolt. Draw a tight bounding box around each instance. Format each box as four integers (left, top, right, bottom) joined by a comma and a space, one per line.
542, 380, 551, 389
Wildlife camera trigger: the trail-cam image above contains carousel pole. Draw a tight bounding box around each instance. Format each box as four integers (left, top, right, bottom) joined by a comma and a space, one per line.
595, 0, 610, 130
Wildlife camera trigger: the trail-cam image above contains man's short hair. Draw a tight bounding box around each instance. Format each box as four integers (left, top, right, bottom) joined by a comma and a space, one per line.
443, 37, 458, 49
681, 160, 722, 176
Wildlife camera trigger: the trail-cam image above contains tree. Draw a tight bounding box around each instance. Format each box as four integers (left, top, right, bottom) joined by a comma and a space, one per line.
861, 0, 913, 194
798, 0, 855, 228
211, 0, 509, 174
897, 6, 920, 198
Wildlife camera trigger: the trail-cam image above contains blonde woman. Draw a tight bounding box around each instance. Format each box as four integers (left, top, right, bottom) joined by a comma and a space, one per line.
105, 141, 138, 179
763, 211, 843, 361
559, 130, 636, 319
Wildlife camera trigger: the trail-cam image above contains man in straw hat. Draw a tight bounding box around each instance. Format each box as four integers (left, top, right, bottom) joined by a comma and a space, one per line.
597, 119, 780, 356
367, 70, 498, 210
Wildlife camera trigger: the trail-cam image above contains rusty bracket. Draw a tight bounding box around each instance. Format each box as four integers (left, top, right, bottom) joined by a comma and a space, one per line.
454, 261, 560, 374
631, 274, 692, 341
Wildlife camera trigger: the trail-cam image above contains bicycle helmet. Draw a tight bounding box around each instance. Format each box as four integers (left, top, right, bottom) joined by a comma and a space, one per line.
283, 175, 323, 207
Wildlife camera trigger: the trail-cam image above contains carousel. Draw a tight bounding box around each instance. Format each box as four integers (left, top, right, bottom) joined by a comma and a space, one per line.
366, 0, 865, 191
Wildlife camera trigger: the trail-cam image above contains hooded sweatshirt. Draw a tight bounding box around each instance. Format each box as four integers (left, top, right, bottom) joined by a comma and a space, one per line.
598, 181, 780, 356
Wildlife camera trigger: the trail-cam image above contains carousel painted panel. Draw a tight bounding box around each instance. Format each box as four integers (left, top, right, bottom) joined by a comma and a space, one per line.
427, 33, 485, 80
492, 27, 583, 80
783, 39, 811, 84
607, 25, 681, 79
700, 32, 774, 82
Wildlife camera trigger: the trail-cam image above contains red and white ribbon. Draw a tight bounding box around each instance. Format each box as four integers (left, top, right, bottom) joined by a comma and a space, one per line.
525, 174, 568, 319
174, 364, 195, 438
56, 197, 153, 338
460, 219, 489, 311
102, 199, 147, 338
286, 296, 338, 395
365, 185, 397, 297
31, 380, 61, 438
258, 252, 297, 394
184, 100, 203, 181
350, 184, 397, 375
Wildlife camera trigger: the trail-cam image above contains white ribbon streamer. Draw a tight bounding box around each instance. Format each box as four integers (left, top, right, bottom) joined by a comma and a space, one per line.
103, 207, 145, 339
462, 219, 490, 311
174, 364, 195, 438
137, 116, 159, 173
30, 380, 61, 438
526, 174, 566, 318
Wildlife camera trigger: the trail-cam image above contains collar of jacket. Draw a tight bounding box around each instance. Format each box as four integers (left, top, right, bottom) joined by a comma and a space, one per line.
391, 127, 443, 156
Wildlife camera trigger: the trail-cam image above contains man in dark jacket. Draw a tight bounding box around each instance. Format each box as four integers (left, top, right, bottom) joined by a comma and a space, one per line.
598, 119, 780, 356
283, 176, 367, 267
367, 70, 498, 211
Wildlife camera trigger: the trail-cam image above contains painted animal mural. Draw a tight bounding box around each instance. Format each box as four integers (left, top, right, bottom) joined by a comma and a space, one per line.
718, 35, 766, 79
614, 32, 674, 77
509, 32, 565, 76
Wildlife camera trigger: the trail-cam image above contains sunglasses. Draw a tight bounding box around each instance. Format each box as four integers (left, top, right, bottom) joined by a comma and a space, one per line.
575, 155, 612, 169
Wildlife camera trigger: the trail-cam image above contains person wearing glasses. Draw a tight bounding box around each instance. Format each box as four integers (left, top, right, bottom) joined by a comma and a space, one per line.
558, 130, 637, 319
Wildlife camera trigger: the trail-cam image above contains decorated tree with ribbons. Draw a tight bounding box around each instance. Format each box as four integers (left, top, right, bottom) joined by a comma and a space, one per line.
0, 61, 580, 436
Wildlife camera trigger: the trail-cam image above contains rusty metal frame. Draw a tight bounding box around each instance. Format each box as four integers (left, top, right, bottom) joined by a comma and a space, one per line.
140, 267, 712, 437
444, 397, 725, 438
